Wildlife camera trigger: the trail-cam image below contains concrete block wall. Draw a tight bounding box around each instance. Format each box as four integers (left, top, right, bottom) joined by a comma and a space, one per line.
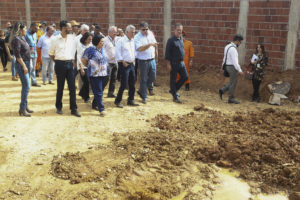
0, 0, 299, 70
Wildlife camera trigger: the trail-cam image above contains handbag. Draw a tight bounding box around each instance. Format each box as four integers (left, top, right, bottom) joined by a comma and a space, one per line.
245, 63, 254, 80
222, 45, 234, 77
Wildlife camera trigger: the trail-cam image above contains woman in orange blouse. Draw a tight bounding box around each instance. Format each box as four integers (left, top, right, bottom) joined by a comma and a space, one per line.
35, 23, 44, 77
177, 31, 194, 91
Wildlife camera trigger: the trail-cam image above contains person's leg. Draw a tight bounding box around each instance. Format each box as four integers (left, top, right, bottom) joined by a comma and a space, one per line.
147, 59, 156, 93
170, 62, 179, 99
16, 61, 31, 110
103, 63, 112, 91
128, 64, 136, 102
79, 69, 90, 101
226, 66, 238, 101
108, 63, 118, 96
54, 61, 67, 111
138, 60, 148, 100
175, 62, 188, 91
65, 62, 77, 111
41, 57, 50, 84
30, 58, 38, 85
48, 59, 55, 83
134, 58, 139, 83
115, 63, 129, 103
252, 78, 257, 100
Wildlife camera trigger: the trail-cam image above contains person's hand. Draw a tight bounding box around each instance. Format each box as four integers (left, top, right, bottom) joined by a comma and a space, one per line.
8, 55, 13, 61
80, 69, 85, 76
239, 71, 244, 76
189, 60, 193, 68
23, 67, 28, 74
123, 61, 129, 68
167, 63, 171, 72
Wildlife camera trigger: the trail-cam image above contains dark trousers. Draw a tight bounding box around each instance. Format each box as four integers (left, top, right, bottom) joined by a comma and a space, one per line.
170, 61, 188, 99
0, 50, 8, 69
54, 60, 77, 111
103, 63, 118, 94
115, 63, 136, 103
134, 58, 139, 83
79, 68, 90, 101
252, 78, 261, 99
221, 65, 238, 100
90, 76, 105, 112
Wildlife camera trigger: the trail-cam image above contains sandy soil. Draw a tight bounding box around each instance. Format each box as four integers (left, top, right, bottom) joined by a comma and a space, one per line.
0, 65, 299, 200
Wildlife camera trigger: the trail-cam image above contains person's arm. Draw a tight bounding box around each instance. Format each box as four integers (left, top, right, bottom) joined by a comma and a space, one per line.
165, 38, 172, 71
189, 42, 194, 67
231, 48, 243, 75
13, 39, 28, 74
16, 57, 28, 74
37, 36, 43, 49
4, 43, 12, 60
48, 37, 56, 61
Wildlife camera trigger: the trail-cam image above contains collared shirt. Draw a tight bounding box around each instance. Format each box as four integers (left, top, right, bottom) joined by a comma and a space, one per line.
11, 36, 31, 61
77, 42, 91, 70
37, 34, 52, 58
4, 33, 13, 55
222, 42, 242, 73
49, 34, 76, 61
103, 35, 117, 64
25, 30, 37, 58
115, 35, 135, 63
134, 31, 157, 60
165, 35, 185, 62
82, 46, 108, 77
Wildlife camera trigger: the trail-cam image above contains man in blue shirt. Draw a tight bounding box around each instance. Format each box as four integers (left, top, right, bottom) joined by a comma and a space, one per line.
165, 23, 188, 103
25, 23, 40, 87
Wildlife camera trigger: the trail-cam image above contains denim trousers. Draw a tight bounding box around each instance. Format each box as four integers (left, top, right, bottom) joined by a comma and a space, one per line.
170, 61, 188, 99
11, 55, 17, 76
30, 57, 37, 84
90, 76, 105, 112
54, 60, 77, 111
115, 63, 136, 103
16, 60, 31, 110
41, 57, 54, 83
138, 59, 156, 100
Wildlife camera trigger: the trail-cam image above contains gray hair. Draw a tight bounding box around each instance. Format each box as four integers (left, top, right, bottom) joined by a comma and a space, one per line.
108, 26, 117, 33
125, 25, 135, 33
80, 24, 89, 31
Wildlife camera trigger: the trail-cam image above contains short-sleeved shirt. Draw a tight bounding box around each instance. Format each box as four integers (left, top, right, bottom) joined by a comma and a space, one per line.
37, 34, 52, 58
82, 46, 108, 77
134, 31, 157, 60
11, 36, 31, 61
165, 35, 185, 62
4, 33, 13, 55
25, 30, 37, 58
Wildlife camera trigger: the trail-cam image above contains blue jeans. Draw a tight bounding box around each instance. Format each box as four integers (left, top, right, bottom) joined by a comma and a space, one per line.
41, 57, 54, 83
16, 60, 31, 110
138, 59, 156, 100
115, 63, 136, 103
90, 76, 105, 112
11, 55, 17, 77
30, 57, 37, 84
170, 61, 188, 99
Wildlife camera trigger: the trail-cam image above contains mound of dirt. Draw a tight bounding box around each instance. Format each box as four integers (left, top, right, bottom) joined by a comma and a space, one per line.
51, 106, 299, 198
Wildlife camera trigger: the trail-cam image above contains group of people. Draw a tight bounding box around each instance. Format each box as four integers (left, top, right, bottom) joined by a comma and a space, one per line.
1, 19, 268, 118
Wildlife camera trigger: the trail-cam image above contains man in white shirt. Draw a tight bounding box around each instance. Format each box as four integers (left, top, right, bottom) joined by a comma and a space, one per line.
49, 20, 81, 117
114, 25, 139, 108
103, 26, 118, 98
37, 26, 55, 85
134, 22, 158, 104
219, 34, 244, 104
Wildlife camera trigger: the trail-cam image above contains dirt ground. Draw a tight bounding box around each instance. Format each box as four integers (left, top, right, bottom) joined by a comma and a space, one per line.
0, 64, 299, 200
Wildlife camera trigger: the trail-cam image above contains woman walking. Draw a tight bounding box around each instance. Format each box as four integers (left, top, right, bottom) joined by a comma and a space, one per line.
10, 22, 33, 116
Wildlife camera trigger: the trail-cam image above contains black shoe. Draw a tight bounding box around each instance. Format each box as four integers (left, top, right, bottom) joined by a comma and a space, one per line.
127, 100, 139, 106
107, 93, 116, 98
114, 101, 123, 108
92, 106, 98, 111
185, 84, 190, 91
49, 81, 55, 85
19, 109, 31, 117
56, 109, 63, 115
4, 67, 8, 72
169, 90, 180, 97
148, 89, 155, 96
26, 107, 34, 113
228, 99, 240, 104
219, 89, 223, 100
84, 98, 90, 103
256, 97, 261, 103
32, 83, 41, 87
173, 98, 182, 104
141, 99, 147, 104
71, 110, 81, 117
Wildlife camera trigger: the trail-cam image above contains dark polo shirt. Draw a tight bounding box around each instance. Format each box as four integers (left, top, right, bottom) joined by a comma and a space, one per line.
165, 35, 185, 62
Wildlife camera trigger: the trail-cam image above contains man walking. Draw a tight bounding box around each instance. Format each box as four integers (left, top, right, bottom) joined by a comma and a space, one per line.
219, 34, 244, 104
25, 23, 40, 87
49, 20, 81, 117
165, 23, 188, 103
134, 21, 157, 104
37, 26, 55, 85
114, 25, 139, 108
103, 26, 118, 98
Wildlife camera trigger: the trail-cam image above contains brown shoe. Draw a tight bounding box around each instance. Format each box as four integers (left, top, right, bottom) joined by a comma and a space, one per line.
12, 76, 18, 81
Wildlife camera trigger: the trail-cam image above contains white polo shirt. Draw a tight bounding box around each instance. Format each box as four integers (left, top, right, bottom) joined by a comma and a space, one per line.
49, 34, 76, 61
134, 31, 156, 60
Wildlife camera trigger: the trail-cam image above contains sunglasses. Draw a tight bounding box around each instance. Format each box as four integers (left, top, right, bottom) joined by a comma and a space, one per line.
142, 28, 148, 31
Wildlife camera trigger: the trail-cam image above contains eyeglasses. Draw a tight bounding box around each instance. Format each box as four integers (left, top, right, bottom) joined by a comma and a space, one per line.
142, 28, 148, 31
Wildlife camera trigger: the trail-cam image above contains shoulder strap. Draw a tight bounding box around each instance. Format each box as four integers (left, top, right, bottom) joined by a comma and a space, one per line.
224, 45, 235, 65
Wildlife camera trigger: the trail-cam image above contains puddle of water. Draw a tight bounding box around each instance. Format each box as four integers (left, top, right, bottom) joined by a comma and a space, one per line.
213, 168, 288, 200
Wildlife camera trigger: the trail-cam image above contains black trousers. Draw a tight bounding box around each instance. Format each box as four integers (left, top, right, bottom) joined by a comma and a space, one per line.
115, 63, 135, 103
0, 50, 8, 69
103, 63, 118, 94
79, 68, 90, 101
54, 60, 77, 111
252, 78, 261, 99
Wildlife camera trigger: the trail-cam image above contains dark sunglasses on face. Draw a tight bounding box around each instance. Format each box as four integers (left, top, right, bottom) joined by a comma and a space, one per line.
142, 28, 148, 31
